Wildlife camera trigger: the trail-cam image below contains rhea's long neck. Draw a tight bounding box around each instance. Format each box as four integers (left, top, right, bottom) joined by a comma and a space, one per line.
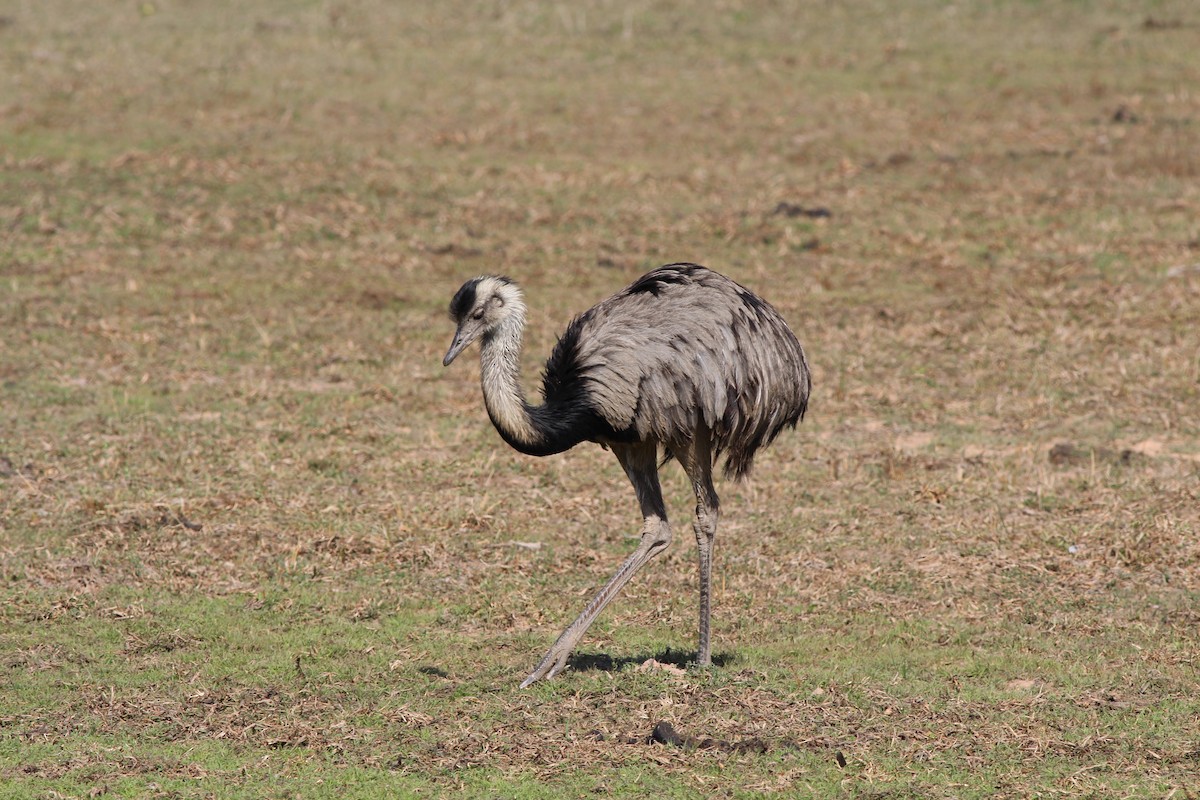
478, 311, 557, 456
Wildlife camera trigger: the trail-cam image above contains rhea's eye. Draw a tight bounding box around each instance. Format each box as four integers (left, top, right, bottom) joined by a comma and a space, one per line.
472, 308, 485, 320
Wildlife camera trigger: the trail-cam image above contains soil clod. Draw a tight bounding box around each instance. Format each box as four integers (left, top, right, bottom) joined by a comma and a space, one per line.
646, 721, 775, 753
772, 202, 832, 219
650, 721, 683, 747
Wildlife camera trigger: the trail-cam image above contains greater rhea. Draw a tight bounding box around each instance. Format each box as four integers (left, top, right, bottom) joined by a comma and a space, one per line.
442, 263, 811, 687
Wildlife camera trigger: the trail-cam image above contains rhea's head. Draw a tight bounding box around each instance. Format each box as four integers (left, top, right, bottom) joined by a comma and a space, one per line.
443, 275, 526, 366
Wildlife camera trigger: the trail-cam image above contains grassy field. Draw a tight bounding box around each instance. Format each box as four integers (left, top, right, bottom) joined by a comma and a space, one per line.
3, 0, 1199, 797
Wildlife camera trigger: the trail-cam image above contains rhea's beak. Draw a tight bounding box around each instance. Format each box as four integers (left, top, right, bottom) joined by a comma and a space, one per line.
442, 322, 479, 366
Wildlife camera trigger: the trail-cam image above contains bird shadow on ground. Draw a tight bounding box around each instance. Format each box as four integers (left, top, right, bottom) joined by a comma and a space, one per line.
566, 647, 737, 674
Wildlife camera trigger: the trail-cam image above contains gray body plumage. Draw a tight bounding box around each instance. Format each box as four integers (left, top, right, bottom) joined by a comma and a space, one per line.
545, 264, 810, 478
443, 263, 811, 686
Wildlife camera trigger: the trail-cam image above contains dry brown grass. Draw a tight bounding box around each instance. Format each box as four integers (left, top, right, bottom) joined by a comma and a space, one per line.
2, 1, 1199, 797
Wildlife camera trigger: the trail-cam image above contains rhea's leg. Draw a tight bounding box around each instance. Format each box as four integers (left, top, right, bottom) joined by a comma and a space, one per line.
521, 443, 670, 688
677, 434, 720, 667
